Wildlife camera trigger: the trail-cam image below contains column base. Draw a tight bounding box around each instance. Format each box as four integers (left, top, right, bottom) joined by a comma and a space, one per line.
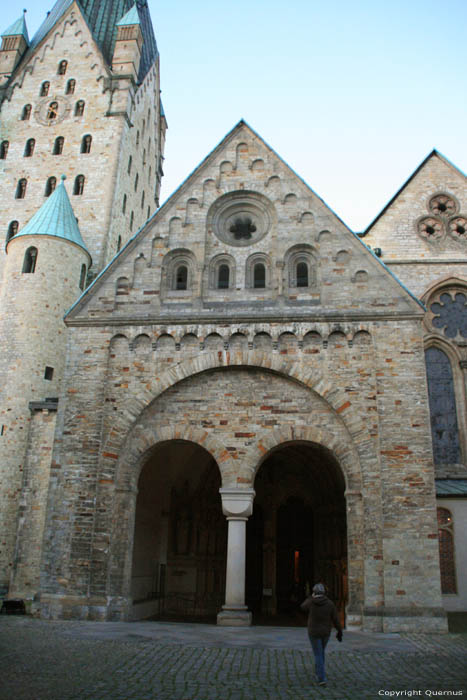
217, 607, 252, 626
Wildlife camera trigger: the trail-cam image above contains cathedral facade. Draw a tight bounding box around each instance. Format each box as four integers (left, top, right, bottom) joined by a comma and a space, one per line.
0, 0, 466, 632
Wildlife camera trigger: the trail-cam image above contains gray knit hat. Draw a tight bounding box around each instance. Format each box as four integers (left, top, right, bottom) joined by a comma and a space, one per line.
312, 583, 326, 595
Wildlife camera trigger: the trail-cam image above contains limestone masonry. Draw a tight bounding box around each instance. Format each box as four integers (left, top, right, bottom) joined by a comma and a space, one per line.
0, 0, 466, 632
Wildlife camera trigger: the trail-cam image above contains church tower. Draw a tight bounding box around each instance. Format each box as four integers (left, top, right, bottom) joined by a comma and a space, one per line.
0, 0, 166, 598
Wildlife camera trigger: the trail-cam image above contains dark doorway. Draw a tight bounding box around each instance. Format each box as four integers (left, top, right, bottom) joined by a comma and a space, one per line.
131, 440, 226, 621
246, 441, 347, 626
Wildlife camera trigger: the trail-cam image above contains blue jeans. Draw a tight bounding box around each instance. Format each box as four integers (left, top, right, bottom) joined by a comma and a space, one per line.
309, 633, 330, 682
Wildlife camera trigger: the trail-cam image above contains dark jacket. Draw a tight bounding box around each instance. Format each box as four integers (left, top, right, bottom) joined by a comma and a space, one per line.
300, 593, 342, 637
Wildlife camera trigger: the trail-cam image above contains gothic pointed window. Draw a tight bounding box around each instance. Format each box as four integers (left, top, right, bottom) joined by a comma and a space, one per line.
253, 263, 266, 289
175, 265, 188, 290
0, 140, 8, 159
47, 101, 59, 120
73, 174, 85, 195
22, 246, 38, 273
81, 134, 92, 154
65, 78, 75, 95
53, 136, 64, 155
45, 176, 57, 196
79, 264, 87, 291
57, 60, 67, 75
74, 100, 85, 117
7, 221, 18, 243
218, 264, 230, 289
24, 138, 35, 157
15, 178, 27, 199
437, 507, 457, 594
425, 347, 461, 464
21, 104, 31, 120
40, 81, 50, 96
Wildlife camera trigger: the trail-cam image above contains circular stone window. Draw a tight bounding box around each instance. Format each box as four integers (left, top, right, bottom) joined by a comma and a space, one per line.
428, 193, 458, 217
417, 216, 444, 241
209, 191, 274, 247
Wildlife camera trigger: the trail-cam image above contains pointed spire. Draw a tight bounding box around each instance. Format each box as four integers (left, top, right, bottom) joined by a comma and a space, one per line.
116, 4, 140, 27
12, 175, 90, 256
2, 10, 29, 43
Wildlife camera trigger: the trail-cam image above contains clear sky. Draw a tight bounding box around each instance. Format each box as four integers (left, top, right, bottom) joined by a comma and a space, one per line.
3, 0, 467, 231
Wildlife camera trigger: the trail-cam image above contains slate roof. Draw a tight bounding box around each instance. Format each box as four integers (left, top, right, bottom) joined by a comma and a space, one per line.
12, 175, 90, 256
2, 13, 29, 41
28, 0, 157, 82
436, 479, 467, 497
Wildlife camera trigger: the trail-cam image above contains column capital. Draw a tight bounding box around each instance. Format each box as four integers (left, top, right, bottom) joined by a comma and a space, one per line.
219, 488, 255, 518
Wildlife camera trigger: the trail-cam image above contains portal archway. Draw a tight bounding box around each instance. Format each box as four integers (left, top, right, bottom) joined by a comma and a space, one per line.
130, 440, 226, 621
247, 441, 347, 625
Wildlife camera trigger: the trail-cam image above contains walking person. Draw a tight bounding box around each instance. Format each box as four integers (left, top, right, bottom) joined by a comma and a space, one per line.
300, 583, 343, 686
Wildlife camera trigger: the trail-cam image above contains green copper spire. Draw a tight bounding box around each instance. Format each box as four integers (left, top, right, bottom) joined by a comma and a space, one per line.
116, 4, 139, 26
12, 175, 90, 256
2, 11, 29, 42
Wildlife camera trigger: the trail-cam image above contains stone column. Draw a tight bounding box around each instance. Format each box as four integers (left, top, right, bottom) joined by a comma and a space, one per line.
217, 487, 255, 626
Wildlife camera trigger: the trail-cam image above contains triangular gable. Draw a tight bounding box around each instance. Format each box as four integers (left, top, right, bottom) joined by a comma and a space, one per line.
362, 150, 467, 236
67, 120, 425, 323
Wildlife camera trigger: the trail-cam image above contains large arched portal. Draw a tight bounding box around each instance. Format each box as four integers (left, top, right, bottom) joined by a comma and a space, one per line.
131, 440, 226, 621
246, 442, 347, 625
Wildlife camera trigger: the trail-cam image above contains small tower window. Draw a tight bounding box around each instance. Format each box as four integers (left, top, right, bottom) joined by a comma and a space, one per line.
218, 264, 230, 289
141, 190, 145, 209
81, 134, 92, 154
47, 101, 59, 120
296, 262, 309, 287
127, 155, 132, 174
24, 138, 35, 157
0, 140, 8, 159
15, 179, 27, 199
74, 100, 85, 117
7, 221, 19, 243
57, 60, 67, 75
23, 246, 38, 273
40, 81, 50, 96
143, 148, 146, 165
122, 194, 127, 214
21, 104, 31, 121
253, 263, 266, 289
45, 176, 57, 196
130, 211, 134, 231
147, 205, 150, 219
175, 265, 188, 290
74, 175, 85, 195
134, 173, 139, 191
65, 78, 75, 95
79, 264, 87, 291
136, 130, 140, 146
53, 136, 64, 155
117, 235, 122, 252
44, 366, 54, 380
142, 119, 146, 135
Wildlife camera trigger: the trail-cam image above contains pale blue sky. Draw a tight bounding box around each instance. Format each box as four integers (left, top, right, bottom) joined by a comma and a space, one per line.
3, 0, 467, 230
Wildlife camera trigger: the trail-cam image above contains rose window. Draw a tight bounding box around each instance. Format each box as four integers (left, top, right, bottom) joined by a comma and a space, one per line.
430, 292, 467, 339
417, 217, 443, 241
429, 194, 457, 217
448, 217, 467, 240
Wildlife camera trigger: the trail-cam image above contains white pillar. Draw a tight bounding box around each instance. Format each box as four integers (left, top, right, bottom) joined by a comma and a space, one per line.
217, 487, 255, 626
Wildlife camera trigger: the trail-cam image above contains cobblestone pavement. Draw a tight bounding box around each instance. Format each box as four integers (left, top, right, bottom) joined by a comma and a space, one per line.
1, 618, 466, 700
